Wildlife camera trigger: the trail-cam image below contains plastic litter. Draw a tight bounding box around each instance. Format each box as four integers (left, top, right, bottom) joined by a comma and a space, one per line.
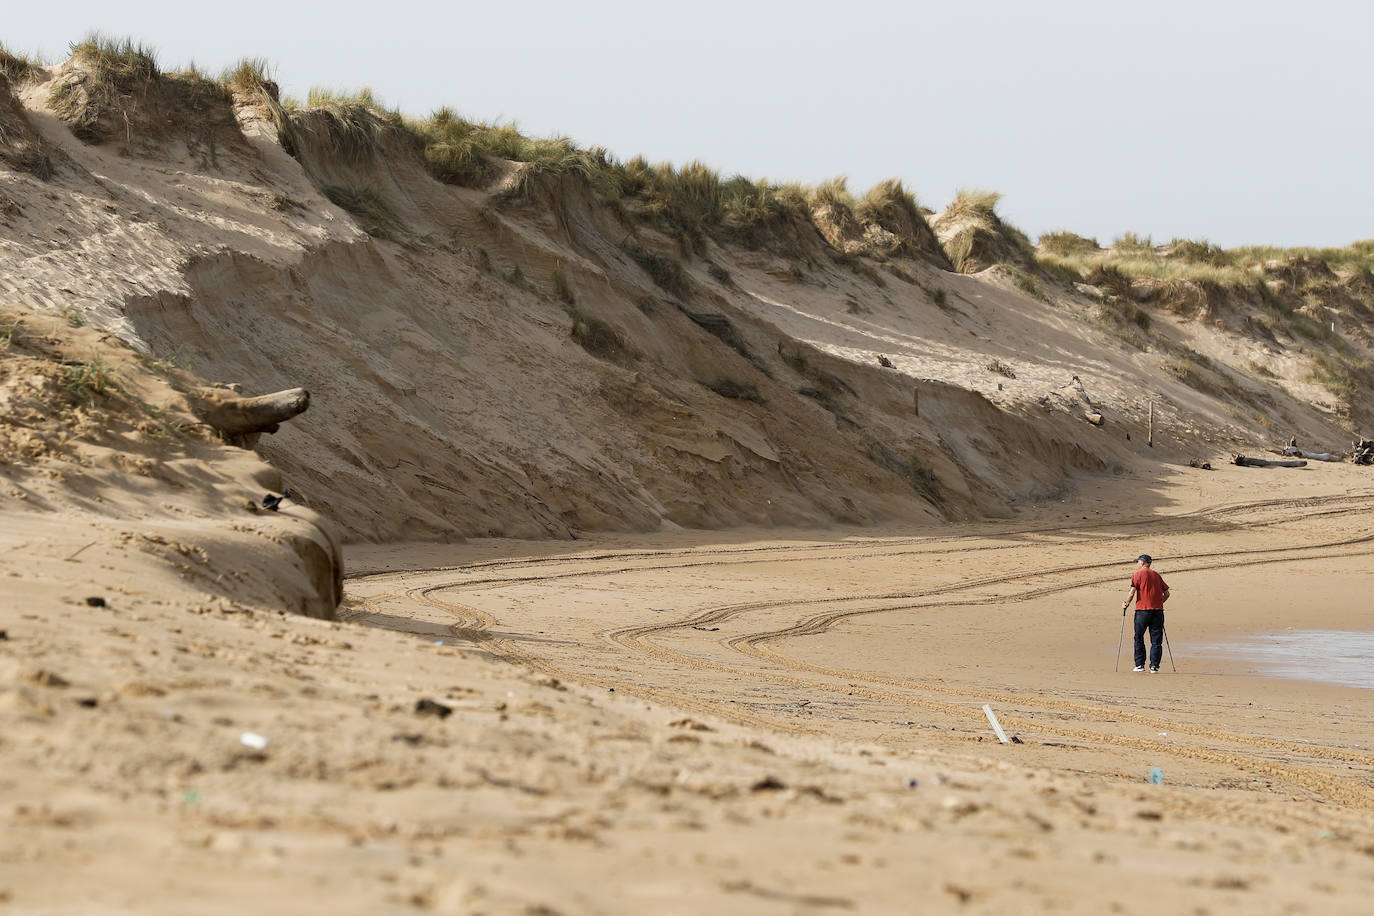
239, 731, 269, 750
1149, 767, 1164, 785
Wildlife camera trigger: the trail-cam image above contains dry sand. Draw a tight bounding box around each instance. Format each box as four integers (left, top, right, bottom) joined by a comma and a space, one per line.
5, 458, 1372, 914
3, 54, 1373, 915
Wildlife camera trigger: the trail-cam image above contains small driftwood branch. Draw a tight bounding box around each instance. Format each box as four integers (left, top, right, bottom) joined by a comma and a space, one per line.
1061, 375, 1103, 426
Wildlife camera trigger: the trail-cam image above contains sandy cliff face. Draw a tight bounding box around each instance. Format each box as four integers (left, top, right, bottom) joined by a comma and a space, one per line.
0, 61, 1359, 545
0, 307, 341, 617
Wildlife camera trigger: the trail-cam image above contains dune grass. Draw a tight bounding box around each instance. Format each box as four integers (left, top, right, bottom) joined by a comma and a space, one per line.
397, 107, 936, 252
624, 243, 692, 299
285, 87, 406, 163
570, 312, 627, 360
61, 354, 119, 402
49, 34, 161, 142
944, 188, 1003, 222
854, 178, 927, 244
935, 189, 1037, 273
221, 57, 279, 101
1306, 352, 1372, 406
219, 57, 298, 153
1231, 239, 1374, 274
0, 44, 45, 85
406, 109, 623, 202
855, 178, 916, 219
67, 33, 159, 83
1037, 230, 1100, 257
1162, 349, 1224, 397
1037, 246, 1254, 287
321, 184, 400, 237
409, 108, 495, 186
808, 176, 855, 212
1038, 231, 1374, 289
718, 176, 809, 236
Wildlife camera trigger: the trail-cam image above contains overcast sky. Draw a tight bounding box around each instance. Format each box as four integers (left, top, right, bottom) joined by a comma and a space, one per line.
8, 1, 1372, 248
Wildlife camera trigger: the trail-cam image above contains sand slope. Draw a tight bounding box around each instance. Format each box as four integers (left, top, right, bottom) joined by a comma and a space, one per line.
4, 61, 1360, 545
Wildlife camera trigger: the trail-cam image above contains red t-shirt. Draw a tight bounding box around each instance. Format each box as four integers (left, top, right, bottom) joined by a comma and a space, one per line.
1131, 567, 1169, 609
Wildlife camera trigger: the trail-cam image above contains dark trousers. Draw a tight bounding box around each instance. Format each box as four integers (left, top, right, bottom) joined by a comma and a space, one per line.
1133, 609, 1164, 669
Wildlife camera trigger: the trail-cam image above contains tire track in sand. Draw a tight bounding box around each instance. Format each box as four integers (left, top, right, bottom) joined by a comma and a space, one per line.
351, 493, 1374, 816
604, 533, 1374, 809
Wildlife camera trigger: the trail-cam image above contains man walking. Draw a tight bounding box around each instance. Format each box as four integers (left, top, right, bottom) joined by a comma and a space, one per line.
1122, 554, 1170, 672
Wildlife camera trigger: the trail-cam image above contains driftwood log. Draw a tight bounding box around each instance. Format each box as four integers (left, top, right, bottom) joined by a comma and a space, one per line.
1232, 454, 1307, 468
1283, 446, 1341, 462
189, 387, 310, 447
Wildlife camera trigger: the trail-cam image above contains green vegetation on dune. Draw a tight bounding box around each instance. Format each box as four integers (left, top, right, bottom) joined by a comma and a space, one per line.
1036, 232, 1374, 288
263, 85, 937, 256
48, 33, 161, 141
1032, 229, 1374, 420
32, 34, 943, 266
933, 189, 1036, 273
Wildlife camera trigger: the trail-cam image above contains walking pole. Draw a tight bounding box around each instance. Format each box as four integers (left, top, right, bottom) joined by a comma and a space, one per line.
1115, 608, 1127, 671
1162, 626, 1177, 672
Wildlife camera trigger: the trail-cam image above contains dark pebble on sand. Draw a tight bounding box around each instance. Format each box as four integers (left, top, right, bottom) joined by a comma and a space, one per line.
415, 698, 452, 718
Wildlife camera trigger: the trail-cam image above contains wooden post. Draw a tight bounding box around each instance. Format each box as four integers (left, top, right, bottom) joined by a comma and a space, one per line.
1148, 400, 1153, 448
913, 388, 920, 417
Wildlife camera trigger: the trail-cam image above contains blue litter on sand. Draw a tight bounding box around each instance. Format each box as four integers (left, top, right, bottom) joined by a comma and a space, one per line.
1149, 768, 1164, 785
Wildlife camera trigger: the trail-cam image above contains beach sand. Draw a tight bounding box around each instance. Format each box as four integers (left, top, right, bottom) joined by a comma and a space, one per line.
6, 456, 1370, 913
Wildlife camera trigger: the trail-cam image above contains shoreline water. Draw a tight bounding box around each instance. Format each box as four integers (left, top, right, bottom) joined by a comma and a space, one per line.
1191, 630, 1374, 690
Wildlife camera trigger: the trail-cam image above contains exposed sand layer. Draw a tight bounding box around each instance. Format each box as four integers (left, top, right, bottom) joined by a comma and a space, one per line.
3, 60, 1363, 546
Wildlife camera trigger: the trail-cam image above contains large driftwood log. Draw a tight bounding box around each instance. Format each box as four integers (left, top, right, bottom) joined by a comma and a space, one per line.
189, 387, 310, 446
1232, 454, 1306, 468
1283, 446, 1341, 462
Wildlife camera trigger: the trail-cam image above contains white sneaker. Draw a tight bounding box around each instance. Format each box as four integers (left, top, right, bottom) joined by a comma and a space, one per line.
1133, 665, 1145, 672
1149, 667, 1159, 673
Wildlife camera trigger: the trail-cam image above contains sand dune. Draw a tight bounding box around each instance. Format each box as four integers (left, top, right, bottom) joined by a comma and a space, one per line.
2, 45, 1373, 913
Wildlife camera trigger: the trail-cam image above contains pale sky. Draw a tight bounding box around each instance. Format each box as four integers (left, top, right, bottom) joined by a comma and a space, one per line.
7, 1, 1372, 249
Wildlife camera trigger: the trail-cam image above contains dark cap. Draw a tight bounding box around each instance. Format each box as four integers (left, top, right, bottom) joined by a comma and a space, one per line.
1136, 554, 1152, 564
